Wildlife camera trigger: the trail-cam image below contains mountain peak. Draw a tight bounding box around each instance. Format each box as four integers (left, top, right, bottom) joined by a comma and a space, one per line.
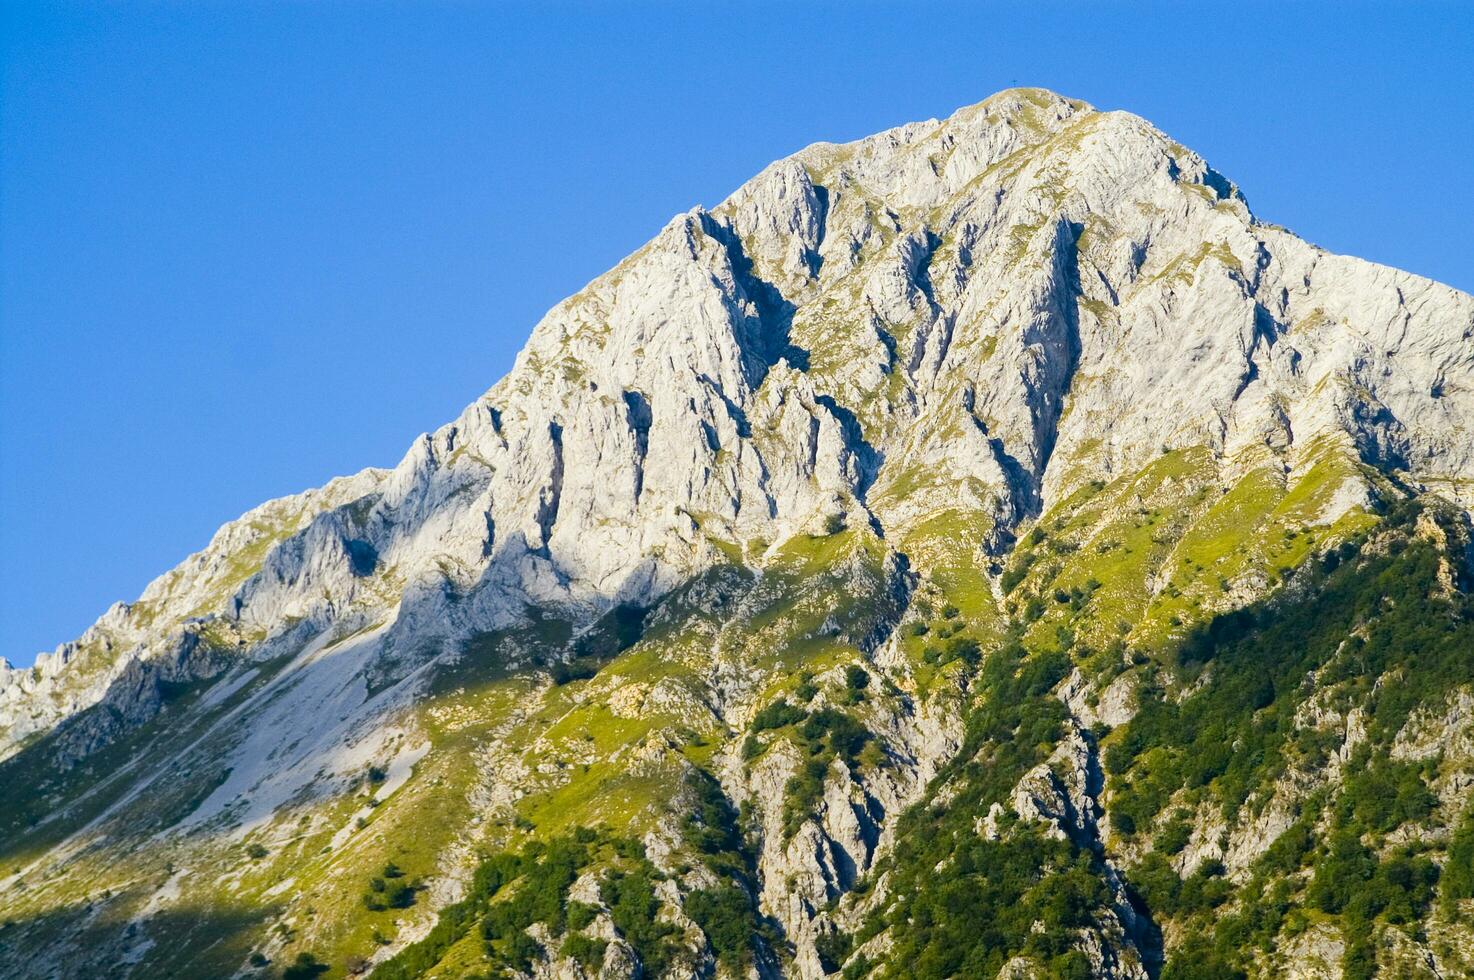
953, 84, 1094, 117
4, 92, 1474, 980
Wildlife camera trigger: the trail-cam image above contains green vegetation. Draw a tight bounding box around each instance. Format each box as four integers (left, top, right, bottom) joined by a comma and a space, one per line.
880, 824, 1111, 978
6, 439, 1471, 980
781, 708, 874, 837
850, 635, 1085, 977
601, 862, 679, 975
1108, 502, 1468, 832
829, 500, 1473, 978
679, 769, 771, 972
1443, 805, 1474, 912
370, 793, 768, 980
280, 951, 328, 979
558, 932, 606, 972
374, 830, 671, 980
751, 698, 807, 732
745, 685, 881, 838
1106, 503, 1472, 976
360, 863, 415, 912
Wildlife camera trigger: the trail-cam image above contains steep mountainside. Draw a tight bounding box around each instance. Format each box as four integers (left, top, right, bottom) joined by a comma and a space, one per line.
2, 88, 1472, 980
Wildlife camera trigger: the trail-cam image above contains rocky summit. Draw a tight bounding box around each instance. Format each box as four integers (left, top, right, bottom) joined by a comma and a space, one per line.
2, 88, 1473, 980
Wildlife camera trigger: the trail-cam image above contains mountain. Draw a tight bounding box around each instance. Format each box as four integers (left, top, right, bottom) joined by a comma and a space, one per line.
2, 88, 1472, 980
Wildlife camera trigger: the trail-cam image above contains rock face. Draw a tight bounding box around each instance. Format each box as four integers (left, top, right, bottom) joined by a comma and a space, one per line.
2, 88, 1473, 980
9, 89, 1471, 767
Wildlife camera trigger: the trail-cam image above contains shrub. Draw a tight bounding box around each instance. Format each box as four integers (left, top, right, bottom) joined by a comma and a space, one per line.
751, 699, 806, 731
505, 931, 542, 972
550, 659, 599, 685
375, 832, 605, 980
686, 883, 754, 971
814, 928, 853, 973
281, 952, 327, 980
1160, 937, 1244, 980
1051, 950, 1092, 980
1307, 830, 1376, 915
1001, 563, 1029, 594
560, 934, 607, 971
946, 636, 982, 667
1152, 813, 1192, 855
385, 878, 415, 909
1341, 751, 1436, 833
566, 900, 599, 932
603, 865, 678, 975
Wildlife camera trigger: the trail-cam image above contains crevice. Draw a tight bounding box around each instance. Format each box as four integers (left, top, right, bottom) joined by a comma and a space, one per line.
1202, 167, 1236, 201
1034, 220, 1085, 476
696, 373, 752, 438
1076, 720, 1164, 977
622, 390, 652, 503
909, 230, 943, 308
534, 422, 564, 554
855, 549, 915, 654
1057, 714, 1166, 977
873, 321, 898, 374
989, 436, 1035, 515
481, 511, 496, 559
699, 214, 805, 387
699, 420, 720, 453
1230, 303, 1280, 407
814, 394, 884, 504
922, 310, 958, 379
752, 441, 778, 520
809, 182, 831, 277
343, 539, 378, 578
1018, 218, 1086, 521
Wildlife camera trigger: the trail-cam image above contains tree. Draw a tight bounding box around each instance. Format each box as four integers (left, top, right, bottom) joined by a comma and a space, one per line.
281, 952, 327, 980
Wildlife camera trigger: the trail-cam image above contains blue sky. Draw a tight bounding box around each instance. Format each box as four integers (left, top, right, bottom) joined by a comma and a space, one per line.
2, 2, 1471, 666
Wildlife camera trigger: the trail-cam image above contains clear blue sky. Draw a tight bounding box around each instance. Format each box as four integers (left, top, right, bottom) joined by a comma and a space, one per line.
3, 2, 1471, 666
